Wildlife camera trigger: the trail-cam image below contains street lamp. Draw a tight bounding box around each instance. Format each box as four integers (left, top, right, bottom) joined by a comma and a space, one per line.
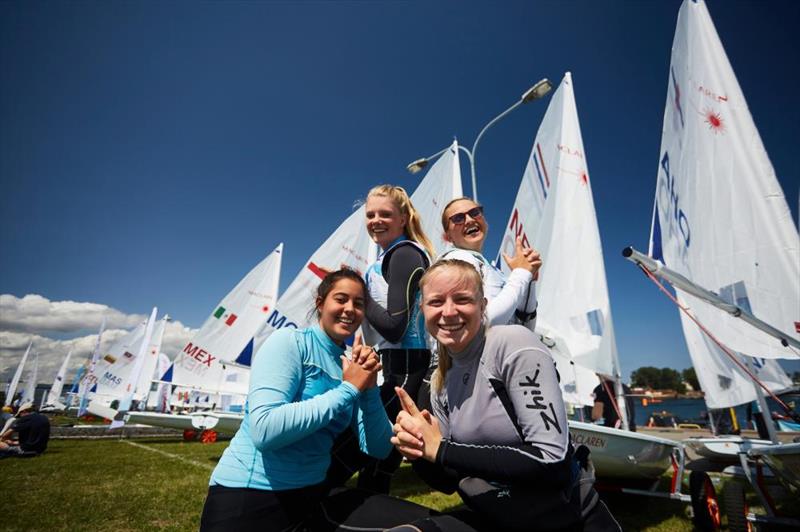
407, 78, 553, 203
406, 144, 474, 175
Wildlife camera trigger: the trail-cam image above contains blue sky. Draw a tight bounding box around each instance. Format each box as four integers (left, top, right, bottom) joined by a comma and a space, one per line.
1, 0, 798, 381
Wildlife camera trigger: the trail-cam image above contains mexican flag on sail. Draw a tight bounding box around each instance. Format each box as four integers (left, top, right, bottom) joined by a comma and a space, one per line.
162, 244, 283, 396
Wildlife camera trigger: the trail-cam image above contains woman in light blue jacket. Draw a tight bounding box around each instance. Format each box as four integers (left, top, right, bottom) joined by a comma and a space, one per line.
200, 269, 392, 532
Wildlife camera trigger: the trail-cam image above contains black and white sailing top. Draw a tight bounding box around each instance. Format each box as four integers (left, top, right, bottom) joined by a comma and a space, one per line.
420, 325, 572, 491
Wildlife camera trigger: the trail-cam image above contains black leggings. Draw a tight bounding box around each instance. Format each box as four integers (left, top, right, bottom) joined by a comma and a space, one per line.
385, 499, 620, 532
202, 486, 436, 532
328, 348, 430, 493
199, 483, 327, 532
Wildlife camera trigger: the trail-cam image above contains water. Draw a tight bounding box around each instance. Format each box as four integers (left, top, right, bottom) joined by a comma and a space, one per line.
630, 395, 799, 429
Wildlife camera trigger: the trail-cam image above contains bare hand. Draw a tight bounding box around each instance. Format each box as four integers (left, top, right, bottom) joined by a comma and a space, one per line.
502, 237, 538, 276
391, 411, 425, 460
393, 386, 441, 462
351, 334, 381, 389
524, 247, 542, 281
342, 355, 374, 392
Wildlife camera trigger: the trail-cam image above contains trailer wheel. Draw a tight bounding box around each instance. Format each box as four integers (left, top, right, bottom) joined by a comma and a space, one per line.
690, 471, 721, 531
200, 429, 218, 444
723, 481, 752, 532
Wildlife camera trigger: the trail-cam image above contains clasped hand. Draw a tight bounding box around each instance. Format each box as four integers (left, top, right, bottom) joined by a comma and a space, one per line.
502, 236, 542, 281
341, 334, 382, 392
390, 386, 441, 463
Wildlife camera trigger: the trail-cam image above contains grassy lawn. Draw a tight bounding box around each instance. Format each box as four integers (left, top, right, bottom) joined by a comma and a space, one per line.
0, 438, 705, 531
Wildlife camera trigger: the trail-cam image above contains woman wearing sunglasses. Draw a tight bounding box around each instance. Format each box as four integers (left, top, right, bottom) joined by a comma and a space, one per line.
439, 197, 540, 328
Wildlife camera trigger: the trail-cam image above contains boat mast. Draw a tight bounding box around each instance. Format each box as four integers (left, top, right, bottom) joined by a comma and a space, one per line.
625, 246, 789, 441
745, 357, 779, 443
623, 247, 800, 352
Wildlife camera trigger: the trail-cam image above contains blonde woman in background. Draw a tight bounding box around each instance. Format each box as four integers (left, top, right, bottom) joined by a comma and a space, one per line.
329, 184, 435, 494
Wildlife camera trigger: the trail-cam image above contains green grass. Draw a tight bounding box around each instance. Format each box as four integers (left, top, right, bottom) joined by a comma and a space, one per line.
0, 438, 708, 531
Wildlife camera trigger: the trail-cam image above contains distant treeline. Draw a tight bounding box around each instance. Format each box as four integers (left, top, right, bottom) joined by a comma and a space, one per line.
630, 367, 699, 393
632, 367, 800, 393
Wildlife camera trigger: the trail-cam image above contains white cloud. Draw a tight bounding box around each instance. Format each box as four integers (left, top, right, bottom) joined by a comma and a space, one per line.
0, 294, 146, 333
0, 294, 196, 383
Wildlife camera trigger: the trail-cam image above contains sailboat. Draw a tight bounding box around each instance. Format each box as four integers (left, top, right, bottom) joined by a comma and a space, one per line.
4, 340, 31, 408
625, 0, 799, 459
623, 1, 799, 526
86, 307, 161, 425
77, 318, 106, 417
125, 244, 283, 432
498, 72, 683, 485
42, 348, 73, 412
21, 353, 39, 406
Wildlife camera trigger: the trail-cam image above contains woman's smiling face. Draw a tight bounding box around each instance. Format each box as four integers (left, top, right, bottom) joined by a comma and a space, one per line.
421, 266, 484, 353
366, 194, 407, 249
443, 199, 487, 252
316, 278, 365, 343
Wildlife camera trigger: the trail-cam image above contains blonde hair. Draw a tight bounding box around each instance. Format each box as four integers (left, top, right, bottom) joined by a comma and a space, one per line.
419, 259, 485, 393
367, 184, 435, 258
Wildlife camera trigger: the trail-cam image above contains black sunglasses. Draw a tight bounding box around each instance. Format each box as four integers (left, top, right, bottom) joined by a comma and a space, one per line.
448, 206, 484, 225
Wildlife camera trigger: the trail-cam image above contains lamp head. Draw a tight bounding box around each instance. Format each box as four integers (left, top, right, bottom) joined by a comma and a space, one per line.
521, 78, 553, 103
406, 158, 429, 174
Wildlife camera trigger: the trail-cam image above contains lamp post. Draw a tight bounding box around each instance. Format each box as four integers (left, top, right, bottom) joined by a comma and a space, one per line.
406, 78, 553, 202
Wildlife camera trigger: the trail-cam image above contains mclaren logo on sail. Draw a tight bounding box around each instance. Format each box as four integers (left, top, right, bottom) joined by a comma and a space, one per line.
657, 152, 691, 253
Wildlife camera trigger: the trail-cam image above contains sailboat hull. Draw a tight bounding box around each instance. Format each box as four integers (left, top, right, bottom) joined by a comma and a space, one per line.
684, 436, 773, 464
569, 420, 679, 482
748, 442, 800, 492
125, 411, 244, 434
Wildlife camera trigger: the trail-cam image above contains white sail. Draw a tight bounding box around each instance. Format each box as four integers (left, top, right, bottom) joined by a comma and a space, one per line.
78, 318, 106, 416
649, 0, 799, 361
256, 147, 463, 347
498, 73, 615, 395
5, 340, 31, 407
45, 348, 73, 408
21, 353, 39, 405
147, 352, 172, 412
89, 320, 148, 405
163, 244, 282, 395
116, 307, 158, 413
134, 316, 167, 401
648, 0, 799, 408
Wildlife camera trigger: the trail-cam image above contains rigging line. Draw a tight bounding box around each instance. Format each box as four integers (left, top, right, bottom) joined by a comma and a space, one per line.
636, 264, 795, 417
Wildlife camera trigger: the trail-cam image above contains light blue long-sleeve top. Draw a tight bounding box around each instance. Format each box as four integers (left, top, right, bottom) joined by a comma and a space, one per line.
209, 324, 393, 490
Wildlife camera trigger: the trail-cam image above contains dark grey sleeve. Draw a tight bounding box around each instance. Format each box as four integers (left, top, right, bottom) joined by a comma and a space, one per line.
436, 327, 572, 487
364, 245, 428, 343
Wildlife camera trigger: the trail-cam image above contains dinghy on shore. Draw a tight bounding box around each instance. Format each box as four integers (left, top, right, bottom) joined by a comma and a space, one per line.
498, 72, 682, 487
